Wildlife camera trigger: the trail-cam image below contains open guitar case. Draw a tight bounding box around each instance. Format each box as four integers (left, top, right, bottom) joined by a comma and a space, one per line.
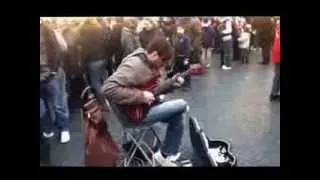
189, 116, 237, 167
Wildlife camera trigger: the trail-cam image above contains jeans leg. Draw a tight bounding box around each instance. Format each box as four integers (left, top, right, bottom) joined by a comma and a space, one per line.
271, 63, 280, 95
142, 99, 187, 155
40, 98, 46, 119
87, 60, 107, 105
40, 90, 54, 133
46, 72, 70, 131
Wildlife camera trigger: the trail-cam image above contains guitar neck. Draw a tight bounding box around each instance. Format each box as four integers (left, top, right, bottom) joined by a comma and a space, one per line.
152, 68, 191, 96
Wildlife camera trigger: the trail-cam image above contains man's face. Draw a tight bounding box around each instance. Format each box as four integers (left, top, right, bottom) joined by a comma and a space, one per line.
147, 51, 168, 69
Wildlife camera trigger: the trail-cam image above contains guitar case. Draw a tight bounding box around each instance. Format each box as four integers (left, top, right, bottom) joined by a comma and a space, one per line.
189, 116, 237, 167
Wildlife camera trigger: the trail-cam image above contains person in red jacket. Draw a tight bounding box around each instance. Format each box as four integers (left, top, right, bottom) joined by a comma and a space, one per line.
270, 19, 280, 101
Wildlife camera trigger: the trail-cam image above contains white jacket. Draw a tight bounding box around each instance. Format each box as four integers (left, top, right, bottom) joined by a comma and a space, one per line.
238, 32, 250, 49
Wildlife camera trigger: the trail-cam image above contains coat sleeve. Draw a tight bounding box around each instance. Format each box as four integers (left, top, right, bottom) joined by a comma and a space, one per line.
102, 58, 146, 105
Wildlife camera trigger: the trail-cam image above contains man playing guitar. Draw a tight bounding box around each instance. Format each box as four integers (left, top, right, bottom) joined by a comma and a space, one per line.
102, 37, 188, 166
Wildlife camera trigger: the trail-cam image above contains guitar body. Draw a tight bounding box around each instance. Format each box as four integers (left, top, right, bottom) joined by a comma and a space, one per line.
124, 68, 191, 122
124, 78, 158, 122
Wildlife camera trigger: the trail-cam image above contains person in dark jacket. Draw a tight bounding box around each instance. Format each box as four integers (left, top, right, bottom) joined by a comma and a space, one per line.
40, 22, 71, 143
232, 22, 241, 61
173, 26, 192, 87
139, 20, 156, 49
106, 18, 141, 72
256, 17, 275, 65
219, 18, 233, 70
201, 19, 215, 68
78, 19, 108, 106
121, 19, 142, 59
185, 19, 202, 65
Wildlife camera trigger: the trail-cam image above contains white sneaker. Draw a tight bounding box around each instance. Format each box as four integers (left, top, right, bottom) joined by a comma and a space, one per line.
43, 132, 54, 138
222, 65, 228, 70
153, 150, 179, 167
60, 131, 70, 143
225, 66, 232, 70
205, 64, 211, 68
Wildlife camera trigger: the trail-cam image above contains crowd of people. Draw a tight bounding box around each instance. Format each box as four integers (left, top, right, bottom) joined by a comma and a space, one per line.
40, 16, 280, 166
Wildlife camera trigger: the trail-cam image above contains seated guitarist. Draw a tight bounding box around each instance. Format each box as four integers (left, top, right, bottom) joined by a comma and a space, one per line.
102, 37, 188, 167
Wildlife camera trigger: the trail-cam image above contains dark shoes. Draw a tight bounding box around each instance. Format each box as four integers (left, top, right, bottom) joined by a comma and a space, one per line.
270, 94, 280, 102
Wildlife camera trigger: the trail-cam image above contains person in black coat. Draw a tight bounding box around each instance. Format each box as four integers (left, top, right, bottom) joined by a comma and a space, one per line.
256, 17, 275, 65
78, 19, 108, 106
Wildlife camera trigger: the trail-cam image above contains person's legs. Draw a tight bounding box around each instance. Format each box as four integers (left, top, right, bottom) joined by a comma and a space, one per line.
40, 98, 46, 119
220, 50, 224, 67
87, 60, 108, 105
244, 48, 250, 64
46, 68, 70, 142
233, 41, 239, 61
40, 92, 54, 135
206, 47, 212, 67
239, 48, 244, 64
223, 40, 233, 68
142, 99, 187, 156
271, 63, 280, 97
261, 45, 271, 64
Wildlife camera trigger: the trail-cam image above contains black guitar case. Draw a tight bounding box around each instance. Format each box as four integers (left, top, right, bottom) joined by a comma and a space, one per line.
189, 116, 237, 167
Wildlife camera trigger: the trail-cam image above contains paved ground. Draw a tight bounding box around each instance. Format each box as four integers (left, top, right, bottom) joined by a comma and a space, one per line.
49, 51, 280, 167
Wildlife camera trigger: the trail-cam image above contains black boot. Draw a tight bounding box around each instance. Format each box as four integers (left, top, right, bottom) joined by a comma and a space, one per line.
270, 94, 280, 101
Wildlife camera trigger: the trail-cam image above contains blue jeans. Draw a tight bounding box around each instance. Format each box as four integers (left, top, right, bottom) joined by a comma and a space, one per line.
86, 60, 108, 105
142, 99, 187, 156
45, 68, 70, 131
40, 98, 46, 118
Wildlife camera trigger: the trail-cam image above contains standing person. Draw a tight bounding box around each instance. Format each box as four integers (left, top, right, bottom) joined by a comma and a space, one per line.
107, 18, 142, 71
257, 17, 275, 65
232, 20, 241, 62
139, 20, 157, 49
78, 18, 108, 107
102, 37, 187, 167
270, 20, 280, 101
201, 18, 215, 68
173, 26, 192, 87
120, 18, 142, 59
220, 17, 233, 70
40, 21, 71, 143
238, 24, 251, 64
185, 19, 202, 65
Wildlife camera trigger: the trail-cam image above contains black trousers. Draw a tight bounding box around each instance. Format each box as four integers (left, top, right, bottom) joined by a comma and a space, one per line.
261, 45, 271, 64
271, 63, 280, 95
233, 40, 240, 61
239, 48, 249, 64
220, 40, 233, 67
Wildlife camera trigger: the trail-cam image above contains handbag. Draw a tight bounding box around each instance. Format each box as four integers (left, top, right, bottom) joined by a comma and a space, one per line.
82, 87, 120, 166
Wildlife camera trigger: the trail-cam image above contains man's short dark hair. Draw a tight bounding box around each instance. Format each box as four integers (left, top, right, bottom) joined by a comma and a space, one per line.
146, 36, 173, 61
